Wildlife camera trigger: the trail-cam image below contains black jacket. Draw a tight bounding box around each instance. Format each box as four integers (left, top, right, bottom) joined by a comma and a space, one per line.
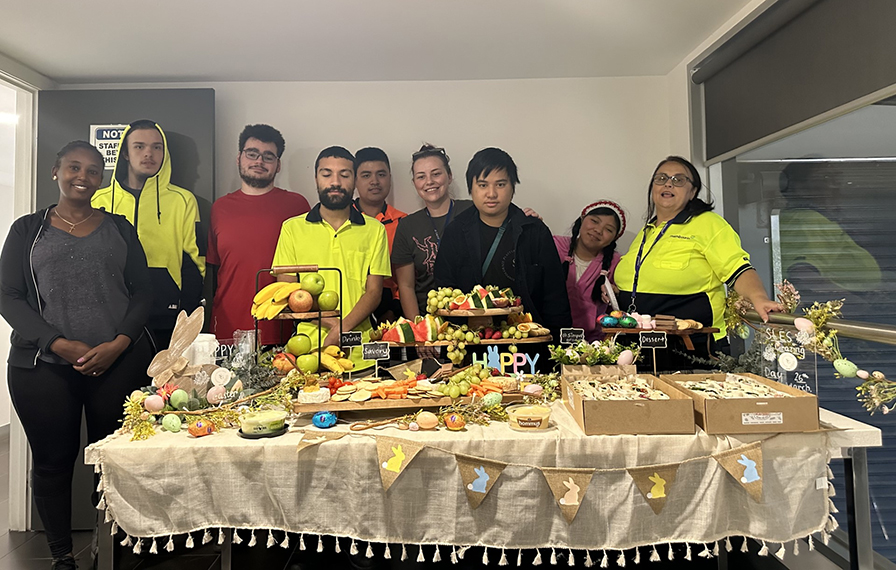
0, 207, 153, 368
434, 203, 571, 336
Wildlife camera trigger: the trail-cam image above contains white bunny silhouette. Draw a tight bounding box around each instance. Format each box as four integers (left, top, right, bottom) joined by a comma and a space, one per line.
559, 477, 580, 506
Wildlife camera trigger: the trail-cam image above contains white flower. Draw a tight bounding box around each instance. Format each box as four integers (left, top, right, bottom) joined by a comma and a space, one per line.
763, 345, 776, 361
795, 330, 812, 345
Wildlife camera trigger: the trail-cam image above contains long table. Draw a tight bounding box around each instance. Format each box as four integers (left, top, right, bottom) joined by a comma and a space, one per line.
86, 405, 881, 569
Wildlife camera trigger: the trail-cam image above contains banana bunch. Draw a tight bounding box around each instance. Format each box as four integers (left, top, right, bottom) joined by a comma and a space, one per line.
251, 282, 302, 320
313, 345, 354, 374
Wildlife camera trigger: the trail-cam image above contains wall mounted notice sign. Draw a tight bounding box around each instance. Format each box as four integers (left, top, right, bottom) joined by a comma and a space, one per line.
341, 331, 362, 347
89, 124, 128, 170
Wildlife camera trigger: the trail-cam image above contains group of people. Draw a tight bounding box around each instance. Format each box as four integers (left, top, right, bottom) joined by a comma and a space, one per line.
0, 119, 783, 569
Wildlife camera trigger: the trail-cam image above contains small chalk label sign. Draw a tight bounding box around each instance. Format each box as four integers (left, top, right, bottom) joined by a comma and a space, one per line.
341, 331, 362, 347
639, 331, 667, 349
362, 342, 390, 361
559, 328, 585, 345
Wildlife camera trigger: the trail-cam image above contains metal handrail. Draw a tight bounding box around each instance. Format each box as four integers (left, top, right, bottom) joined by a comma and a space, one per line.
742, 310, 896, 347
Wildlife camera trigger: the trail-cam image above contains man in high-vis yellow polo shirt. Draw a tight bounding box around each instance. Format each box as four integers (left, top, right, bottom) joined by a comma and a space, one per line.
273, 146, 391, 371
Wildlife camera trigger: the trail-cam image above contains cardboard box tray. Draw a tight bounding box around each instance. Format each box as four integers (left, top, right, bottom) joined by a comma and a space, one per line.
660, 373, 819, 434
561, 371, 695, 436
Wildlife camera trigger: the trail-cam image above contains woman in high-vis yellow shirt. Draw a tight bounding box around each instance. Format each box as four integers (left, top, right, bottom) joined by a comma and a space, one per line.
614, 156, 781, 369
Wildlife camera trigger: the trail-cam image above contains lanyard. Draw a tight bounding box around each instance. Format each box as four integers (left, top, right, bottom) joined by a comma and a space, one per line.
481, 216, 511, 277
628, 220, 673, 313
425, 199, 454, 247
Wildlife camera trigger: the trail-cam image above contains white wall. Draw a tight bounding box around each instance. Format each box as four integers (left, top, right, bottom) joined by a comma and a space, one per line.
0, 83, 17, 427
66, 77, 670, 250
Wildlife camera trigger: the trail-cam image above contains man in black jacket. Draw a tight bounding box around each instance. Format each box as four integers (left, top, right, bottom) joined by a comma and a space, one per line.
433, 147, 571, 341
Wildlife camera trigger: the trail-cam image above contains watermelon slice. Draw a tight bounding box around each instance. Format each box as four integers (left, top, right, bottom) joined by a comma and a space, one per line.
413, 316, 441, 342
382, 327, 400, 342
470, 295, 487, 309
455, 295, 473, 310
396, 322, 415, 343
474, 285, 489, 300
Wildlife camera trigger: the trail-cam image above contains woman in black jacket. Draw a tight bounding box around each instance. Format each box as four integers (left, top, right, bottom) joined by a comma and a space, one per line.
434, 147, 571, 340
0, 141, 154, 570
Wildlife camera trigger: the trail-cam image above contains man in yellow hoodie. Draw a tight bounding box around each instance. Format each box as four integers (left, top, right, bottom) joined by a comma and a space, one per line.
91, 119, 205, 350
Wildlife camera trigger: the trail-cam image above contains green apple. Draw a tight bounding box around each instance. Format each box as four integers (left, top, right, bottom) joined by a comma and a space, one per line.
296, 354, 320, 374
286, 333, 312, 356
318, 290, 339, 311
300, 273, 326, 297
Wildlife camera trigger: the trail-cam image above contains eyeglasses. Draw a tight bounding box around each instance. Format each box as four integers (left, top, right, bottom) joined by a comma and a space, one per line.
652, 173, 692, 187
412, 146, 450, 162
242, 149, 279, 163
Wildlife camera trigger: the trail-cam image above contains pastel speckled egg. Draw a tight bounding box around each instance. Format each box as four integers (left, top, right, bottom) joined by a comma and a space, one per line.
161, 414, 182, 433
617, 349, 635, 366
416, 411, 439, 430
143, 395, 165, 413
793, 317, 815, 333
481, 392, 503, 407
206, 385, 227, 405
522, 384, 544, 397
443, 413, 466, 431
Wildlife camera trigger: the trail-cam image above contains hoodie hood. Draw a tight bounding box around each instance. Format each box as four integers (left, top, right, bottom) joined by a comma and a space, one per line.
109, 122, 173, 221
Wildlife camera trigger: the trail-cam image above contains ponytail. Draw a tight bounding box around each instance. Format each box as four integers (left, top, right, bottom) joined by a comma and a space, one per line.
562, 218, 583, 284
591, 240, 616, 303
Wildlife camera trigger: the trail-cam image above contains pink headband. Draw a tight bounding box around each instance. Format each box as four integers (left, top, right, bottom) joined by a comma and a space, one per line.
581, 200, 626, 237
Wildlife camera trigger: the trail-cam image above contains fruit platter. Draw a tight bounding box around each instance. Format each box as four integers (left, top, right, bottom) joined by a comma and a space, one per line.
426, 285, 522, 315
293, 363, 529, 413
251, 267, 342, 321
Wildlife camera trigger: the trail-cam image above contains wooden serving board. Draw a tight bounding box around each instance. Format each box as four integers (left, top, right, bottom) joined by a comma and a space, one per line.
436, 306, 523, 317
294, 392, 525, 413
603, 327, 719, 351
272, 311, 340, 320
386, 335, 552, 347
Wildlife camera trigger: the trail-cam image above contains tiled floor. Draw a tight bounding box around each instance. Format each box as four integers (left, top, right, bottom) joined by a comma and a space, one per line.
1, 428, 789, 569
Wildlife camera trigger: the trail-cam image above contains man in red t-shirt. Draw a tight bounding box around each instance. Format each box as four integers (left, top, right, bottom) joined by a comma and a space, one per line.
353, 147, 407, 324
207, 125, 310, 344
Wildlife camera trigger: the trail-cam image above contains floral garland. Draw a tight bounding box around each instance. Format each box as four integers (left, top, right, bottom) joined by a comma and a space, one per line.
726, 280, 896, 415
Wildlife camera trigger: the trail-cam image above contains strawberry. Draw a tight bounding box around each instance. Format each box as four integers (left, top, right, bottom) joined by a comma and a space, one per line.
512, 297, 522, 307
416, 373, 427, 380
491, 331, 503, 340
484, 327, 493, 337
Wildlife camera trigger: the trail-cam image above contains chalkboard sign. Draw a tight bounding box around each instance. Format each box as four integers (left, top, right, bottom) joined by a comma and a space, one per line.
362, 342, 390, 361
559, 328, 585, 345
341, 331, 362, 347
639, 331, 668, 349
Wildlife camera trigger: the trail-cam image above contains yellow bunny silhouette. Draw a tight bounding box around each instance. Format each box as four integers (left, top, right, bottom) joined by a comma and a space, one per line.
382, 445, 406, 473
646, 473, 666, 499
559, 477, 580, 506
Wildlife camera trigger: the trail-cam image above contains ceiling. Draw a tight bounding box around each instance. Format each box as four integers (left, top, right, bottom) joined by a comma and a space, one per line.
0, 0, 752, 84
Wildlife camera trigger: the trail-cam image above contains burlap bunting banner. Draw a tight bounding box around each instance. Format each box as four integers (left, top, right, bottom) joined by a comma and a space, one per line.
626, 463, 680, 514
456, 455, 507, 509
376, 436, 425, 491
296, 431, 347, 454
541, 468, 594, 524
713, 442, 764, 502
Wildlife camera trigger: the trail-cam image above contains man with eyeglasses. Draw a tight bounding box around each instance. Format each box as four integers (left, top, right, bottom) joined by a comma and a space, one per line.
207, 124, 310, 344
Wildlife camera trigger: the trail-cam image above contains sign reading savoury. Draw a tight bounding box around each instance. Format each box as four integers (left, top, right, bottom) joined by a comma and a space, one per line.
362, 342, 390, 361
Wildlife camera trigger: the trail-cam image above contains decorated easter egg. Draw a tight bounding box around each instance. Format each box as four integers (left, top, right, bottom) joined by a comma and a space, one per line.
169, 389, 190, 410
617, 349, 635, 366
443, 413, 466, 431
187, 419, 216, 437
206, 385, 227, 405
609, 310, 625, 319
599, 316, 619, 327
143, 395, 165, 413
481, 392, 503, 407
522, 383, 544, 397
130, 390, 145, 401
161, 414, 182, 433
312, 411, 338, 429
408, 422, 420, 432
416, 411, 439, 430
793, 317, 815, 333
618, 316, 639, 328
856, 369, 870, 380
833, 359, 858, 378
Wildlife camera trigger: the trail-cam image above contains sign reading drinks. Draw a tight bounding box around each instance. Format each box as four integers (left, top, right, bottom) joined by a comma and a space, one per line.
341, 331, 362, 347
89, 124, 128, 170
